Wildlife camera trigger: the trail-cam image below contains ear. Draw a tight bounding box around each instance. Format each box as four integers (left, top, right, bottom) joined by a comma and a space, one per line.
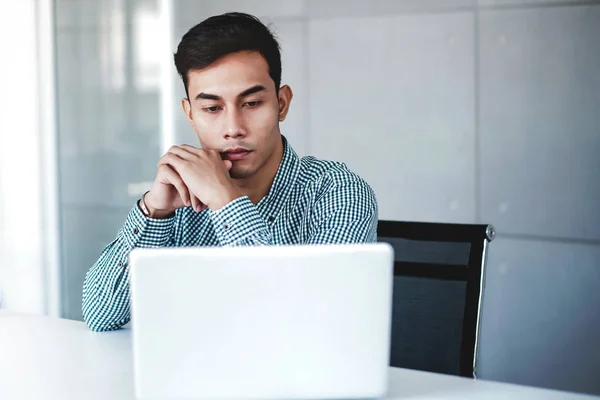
181, 98, 195, 129
277, 85, 293, 122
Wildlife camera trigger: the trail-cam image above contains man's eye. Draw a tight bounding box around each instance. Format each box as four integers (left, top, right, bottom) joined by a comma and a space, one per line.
244, 101, 261, 107
203, 106, 221, 113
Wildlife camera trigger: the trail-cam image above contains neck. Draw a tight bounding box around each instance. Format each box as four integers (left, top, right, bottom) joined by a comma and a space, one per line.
233, 136, 284, 204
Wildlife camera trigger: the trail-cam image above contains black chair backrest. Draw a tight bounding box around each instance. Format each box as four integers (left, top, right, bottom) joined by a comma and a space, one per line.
377, 220, 495, 377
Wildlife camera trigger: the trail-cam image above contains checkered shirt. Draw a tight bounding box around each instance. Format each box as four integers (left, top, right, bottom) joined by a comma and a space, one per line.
82, 136, 378, 331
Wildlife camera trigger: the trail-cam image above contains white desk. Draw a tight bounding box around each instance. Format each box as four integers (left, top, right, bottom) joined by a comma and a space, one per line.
0, 311, 597, 400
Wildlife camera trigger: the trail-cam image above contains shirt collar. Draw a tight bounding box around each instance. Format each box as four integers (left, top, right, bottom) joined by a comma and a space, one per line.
256, 135, 300, 221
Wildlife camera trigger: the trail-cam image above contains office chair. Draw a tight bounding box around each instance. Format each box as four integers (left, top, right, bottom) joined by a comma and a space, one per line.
377, 220, 495, 378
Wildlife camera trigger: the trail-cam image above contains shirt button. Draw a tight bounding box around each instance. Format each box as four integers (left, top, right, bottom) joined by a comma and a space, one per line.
133, 227, 139, 234
267, 216, 275, 223
118, 262, 123, 267
224, 223, 231, 231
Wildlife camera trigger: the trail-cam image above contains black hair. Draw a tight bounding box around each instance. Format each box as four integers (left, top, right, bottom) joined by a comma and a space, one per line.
174, 12, 282, 99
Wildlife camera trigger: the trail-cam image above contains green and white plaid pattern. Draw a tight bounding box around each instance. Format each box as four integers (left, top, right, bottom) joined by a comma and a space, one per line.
82, 137, 378, 331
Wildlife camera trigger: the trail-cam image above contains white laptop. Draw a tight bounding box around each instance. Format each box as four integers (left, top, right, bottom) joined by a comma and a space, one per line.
129, 243, 394, 400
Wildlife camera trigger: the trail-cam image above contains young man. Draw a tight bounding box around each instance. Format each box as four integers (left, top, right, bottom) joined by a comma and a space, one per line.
82, 12, 378, 332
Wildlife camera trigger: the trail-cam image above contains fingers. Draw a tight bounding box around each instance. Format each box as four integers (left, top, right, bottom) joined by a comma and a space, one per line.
179, 144, 202, 154
158, 152, 187, 171
167, 145, 197, 161
190, 194, 200, 212
189, 195, 208, 212
160, 151, 203, 210
159, 145, 232, 212
159, 148, 218, 212
161, 164, 205, 212
178, 144, 223, 160
167, 145, 223, 164
159, 165, 191, 206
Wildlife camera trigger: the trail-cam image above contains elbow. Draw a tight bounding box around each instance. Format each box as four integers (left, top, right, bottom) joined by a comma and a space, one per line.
82, 285, 128, 332
85, 319, 123, 332
85, 318, 113, 332
82, 303, 128, 332
81, 301, 110, 332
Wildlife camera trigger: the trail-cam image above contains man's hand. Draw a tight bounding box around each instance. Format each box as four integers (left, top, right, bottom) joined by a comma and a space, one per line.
143, 145, 240, 218
143, 160, 199, 219
157, 145, 242, 211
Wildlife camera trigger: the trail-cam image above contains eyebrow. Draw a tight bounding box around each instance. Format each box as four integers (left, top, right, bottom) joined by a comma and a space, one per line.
194, 85, 267, 102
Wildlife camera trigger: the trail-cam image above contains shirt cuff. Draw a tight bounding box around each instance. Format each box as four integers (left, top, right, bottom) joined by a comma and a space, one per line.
120, 201, 176, 248
209, 196, 268, 246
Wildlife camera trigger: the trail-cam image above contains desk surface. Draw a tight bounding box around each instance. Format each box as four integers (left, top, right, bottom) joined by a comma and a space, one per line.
0, 310, 597, 400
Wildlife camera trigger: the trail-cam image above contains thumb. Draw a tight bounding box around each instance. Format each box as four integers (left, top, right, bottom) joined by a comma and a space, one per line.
223, 160, 233, 170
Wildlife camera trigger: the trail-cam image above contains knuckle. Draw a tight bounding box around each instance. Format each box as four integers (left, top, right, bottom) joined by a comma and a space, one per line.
158, 166, 172, 179
179, 159, 190, 169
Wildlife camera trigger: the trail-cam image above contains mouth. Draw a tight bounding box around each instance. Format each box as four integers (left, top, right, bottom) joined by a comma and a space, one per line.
221, 148, 252, 161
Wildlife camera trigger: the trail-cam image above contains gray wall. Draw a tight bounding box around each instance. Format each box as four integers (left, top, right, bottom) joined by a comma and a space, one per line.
54, 0, 600, 395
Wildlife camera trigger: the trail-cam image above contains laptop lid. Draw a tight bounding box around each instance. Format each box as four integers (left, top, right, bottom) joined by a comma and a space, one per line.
129, 243, 394, 400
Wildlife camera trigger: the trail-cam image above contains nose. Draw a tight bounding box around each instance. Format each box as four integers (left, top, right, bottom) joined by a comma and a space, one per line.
222, 107, 247, 140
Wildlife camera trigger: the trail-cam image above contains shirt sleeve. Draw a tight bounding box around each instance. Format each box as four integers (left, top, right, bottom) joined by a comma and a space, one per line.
208, 177, 378, 247
306, 178, 378, 244
209, 196, 273, 246
82, 201, 178, 331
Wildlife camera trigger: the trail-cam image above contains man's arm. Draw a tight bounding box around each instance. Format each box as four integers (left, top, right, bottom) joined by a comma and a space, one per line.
82, 203, 177, 332
83, 143, 216, 331
208, 177, 378, 246
306, 178, 378, 244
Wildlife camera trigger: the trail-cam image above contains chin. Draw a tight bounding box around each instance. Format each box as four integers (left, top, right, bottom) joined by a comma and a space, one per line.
229, 165, 256, 180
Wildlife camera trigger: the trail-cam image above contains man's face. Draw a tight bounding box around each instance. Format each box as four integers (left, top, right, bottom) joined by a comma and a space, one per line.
182, 51, 292, 180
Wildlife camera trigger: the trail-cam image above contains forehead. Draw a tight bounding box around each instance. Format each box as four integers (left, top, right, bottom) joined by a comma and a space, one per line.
187, 51, 274, 98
